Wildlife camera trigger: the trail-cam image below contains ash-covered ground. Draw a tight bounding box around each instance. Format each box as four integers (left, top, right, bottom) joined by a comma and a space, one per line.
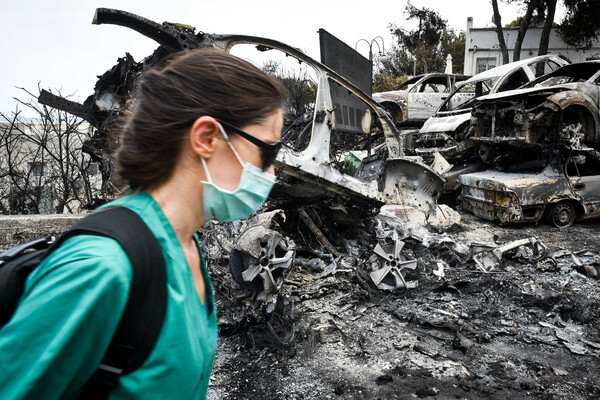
203, 209, 600, 400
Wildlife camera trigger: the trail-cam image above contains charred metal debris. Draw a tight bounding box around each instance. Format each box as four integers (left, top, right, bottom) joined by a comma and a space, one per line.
39, 8, 444, 216
37, 10, 456, 299
396, 61, 600, 228
39, 10, 600, 232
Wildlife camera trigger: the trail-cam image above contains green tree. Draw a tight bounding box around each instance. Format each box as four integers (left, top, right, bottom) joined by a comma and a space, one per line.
538, 0, 558, 64
492, 0, 553, 62
559, 0, 600, 50
386, 2, 465, 76
372, 74, 408, 93
491, 0, 566, 64
491, 0, 511, 64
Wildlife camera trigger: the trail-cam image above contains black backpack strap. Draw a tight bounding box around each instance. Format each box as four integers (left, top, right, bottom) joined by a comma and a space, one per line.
58, 207, 168, 400
0, 236, 55, 262
0, 237, 55, 327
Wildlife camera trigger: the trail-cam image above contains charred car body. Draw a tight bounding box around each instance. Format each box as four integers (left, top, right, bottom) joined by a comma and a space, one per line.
470, 61, 600, 151
460, 61, 600, 227
459, 148, 600, 228
38, 8, 445, 295
372, 73, 470, 126
415, 55, 568, 165
39, 8, 444, 212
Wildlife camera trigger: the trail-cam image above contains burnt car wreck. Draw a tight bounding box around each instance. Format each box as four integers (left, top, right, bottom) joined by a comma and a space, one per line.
373, 73, 470, 126
470, 61, 600, 151
38, 8, 447, 297
387, 57, 600, 229
459, 147, 600, 227
459, 61, 600, 227
395, 56, 568, 198
40, 8, 444, 212
413, 55, 568, 171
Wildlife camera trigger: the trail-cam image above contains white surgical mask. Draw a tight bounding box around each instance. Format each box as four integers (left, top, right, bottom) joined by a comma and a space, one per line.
200, 124, 276, 222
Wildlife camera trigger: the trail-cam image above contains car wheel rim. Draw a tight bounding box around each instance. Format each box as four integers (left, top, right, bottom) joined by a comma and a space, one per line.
553, 203, 574, 228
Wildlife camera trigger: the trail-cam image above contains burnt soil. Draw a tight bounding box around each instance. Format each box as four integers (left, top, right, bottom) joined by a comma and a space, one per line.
204, 212, 600, 400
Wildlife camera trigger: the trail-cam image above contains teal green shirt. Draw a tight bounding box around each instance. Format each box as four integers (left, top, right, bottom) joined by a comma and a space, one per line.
0, 192, 218, 399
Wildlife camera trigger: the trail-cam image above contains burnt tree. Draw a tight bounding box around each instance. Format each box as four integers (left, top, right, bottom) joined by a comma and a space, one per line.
0, 89, 100, 214
491, 0, 510, 65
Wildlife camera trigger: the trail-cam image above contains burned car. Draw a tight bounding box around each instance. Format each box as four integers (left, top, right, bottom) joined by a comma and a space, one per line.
372, 73, 469, 126
415, 55, 568, 165
38, 8, 445, 295
458, 61, 600, 227
470, 61, 600, 152
39, 8, 444, 211
459, 147, 600, 228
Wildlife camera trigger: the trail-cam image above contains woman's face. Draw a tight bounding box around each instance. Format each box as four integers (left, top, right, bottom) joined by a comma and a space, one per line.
208, 108, 283, 191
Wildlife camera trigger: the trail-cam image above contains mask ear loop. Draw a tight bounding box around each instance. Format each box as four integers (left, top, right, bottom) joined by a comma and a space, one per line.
217, 122, 246, 167
200, 122, 244, 185
200, 157, 214, 184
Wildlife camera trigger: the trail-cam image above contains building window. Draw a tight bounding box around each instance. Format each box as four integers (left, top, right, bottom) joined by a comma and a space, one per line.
476, 58, 497, 74
30, 162, 45, 177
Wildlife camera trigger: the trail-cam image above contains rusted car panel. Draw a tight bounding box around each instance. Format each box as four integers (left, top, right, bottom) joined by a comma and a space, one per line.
415, 55, 568, 164
459, 151, 600, 227
38, 8, 444, 214
459, 165, 568, 224
573, 173, 600, 219
373, 74, 470, 125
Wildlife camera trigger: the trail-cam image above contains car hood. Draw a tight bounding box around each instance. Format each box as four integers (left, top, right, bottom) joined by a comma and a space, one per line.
420, 110, 471, 133
459, 167, 575, 205
458, 165, 564, 190
476, 83, 579, 102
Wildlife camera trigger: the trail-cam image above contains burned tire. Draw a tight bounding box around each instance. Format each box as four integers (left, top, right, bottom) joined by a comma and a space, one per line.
230, 225, 296, 293
545, 201, 576, 228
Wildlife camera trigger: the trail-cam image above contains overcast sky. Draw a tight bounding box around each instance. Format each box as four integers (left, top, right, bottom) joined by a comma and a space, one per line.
1, 0, 527, 115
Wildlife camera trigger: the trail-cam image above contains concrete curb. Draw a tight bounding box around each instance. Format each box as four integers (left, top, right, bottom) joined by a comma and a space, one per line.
0, 214, 87, 252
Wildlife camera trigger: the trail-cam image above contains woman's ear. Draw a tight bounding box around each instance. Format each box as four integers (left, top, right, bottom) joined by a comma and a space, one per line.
189, 116, 220, 159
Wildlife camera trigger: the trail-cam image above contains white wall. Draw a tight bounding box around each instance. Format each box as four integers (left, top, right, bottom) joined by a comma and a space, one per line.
464, 17, 600, 75
0, 122, 102, 214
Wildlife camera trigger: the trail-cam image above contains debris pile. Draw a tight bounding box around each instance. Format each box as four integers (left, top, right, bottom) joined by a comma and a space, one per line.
471, 236, 548, 272
203, 210, 600, 400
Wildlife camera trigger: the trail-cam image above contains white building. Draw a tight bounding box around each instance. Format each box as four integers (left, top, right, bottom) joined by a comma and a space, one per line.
0, 121, 102, 214
464, 17, 600, 75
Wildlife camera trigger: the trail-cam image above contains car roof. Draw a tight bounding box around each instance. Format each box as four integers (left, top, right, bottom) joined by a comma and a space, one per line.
412, 73, 471, 82
391, 73, 471, 90
523, 60, 600, 86
464, 54, 565, 83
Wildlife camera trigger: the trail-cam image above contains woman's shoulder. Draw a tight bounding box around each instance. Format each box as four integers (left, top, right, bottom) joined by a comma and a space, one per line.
28, 235, 134, 295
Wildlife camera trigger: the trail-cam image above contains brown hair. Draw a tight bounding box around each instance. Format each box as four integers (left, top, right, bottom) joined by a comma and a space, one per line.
115, 48, 288, 191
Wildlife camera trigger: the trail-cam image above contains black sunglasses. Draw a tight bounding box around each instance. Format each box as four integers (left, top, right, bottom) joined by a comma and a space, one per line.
216, 119, 282, 171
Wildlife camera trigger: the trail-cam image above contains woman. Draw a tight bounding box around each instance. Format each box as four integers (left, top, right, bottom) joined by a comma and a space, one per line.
0, 48, 288, 399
